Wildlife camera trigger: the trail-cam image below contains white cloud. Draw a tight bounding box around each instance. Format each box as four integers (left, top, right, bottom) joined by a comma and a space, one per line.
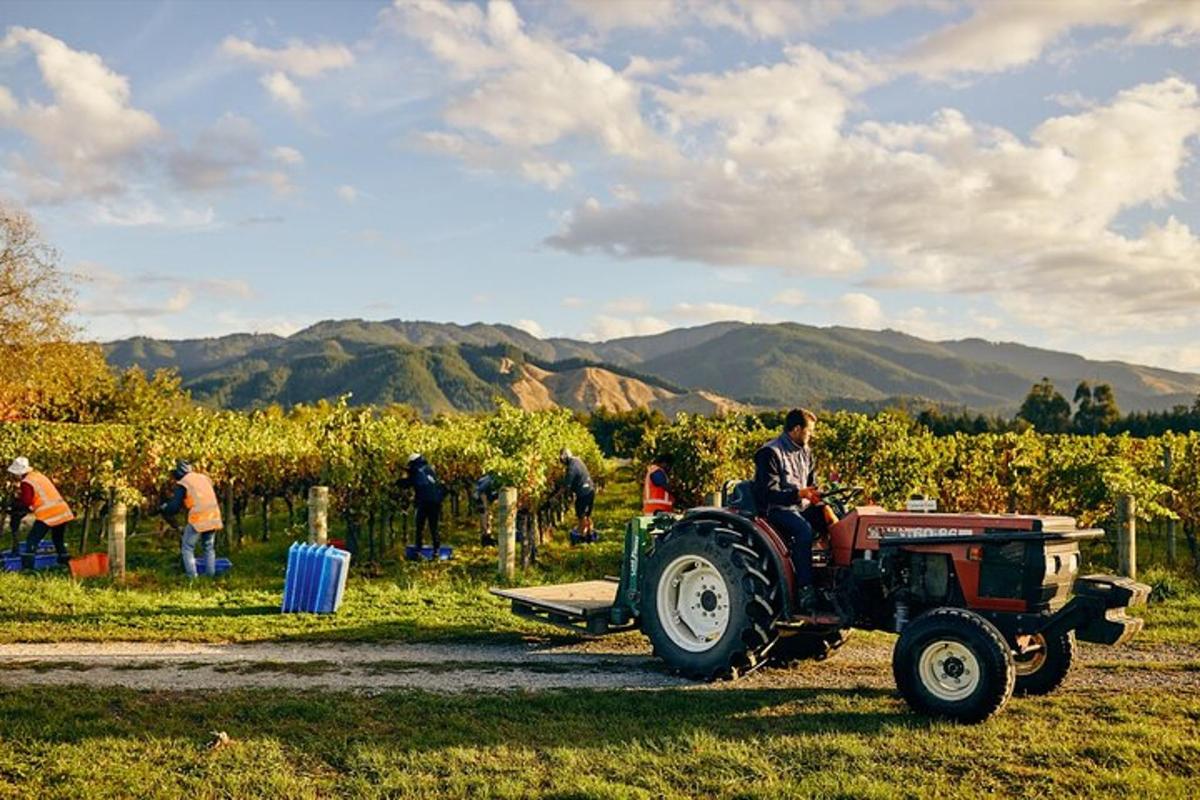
549, 71, 1200, 331
270, 146, 304, 165
565, 0, 927, 38
561, 296, 585, 308
514, 318, 545, 337
671, 302, 763, 323
565, 0, 676, 32
336, 184, 359, 203
88, 198, 216, 229
261, 71, 305, 111
389, 0, 676, 188
73, 262, 255, 323
840, 293, 884, 329
220, 36, 354, 77
221, 35, 354, 112
587, 314, 673, 340
0, 27, 162, 202
604, 296, 650, 314
899, 2, 1200, 79
214, 311, 303, 337
774, 289, 807, 306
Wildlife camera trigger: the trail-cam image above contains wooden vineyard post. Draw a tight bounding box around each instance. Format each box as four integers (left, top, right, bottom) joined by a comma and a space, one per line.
308, 486, 329, 545
1118, 494, 1137, 580
497, 488, 517, 580
223, 482, 235, 552
1165, 446, 1177, 567
479, 494, 491, 543
107, 502, 126, 583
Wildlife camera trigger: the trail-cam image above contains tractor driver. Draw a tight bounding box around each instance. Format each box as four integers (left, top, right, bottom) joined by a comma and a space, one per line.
753, 408, 821, 612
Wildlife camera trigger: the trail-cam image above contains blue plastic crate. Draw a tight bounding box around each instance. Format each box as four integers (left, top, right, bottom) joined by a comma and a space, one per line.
194, 558, 233, 576
17, 540, 56, 554
2, 553, 60, 571
281, 543, 350, 614
404, 545, 453, 561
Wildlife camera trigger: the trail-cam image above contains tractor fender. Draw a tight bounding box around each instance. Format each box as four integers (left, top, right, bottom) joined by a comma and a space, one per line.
682, 508, 796, 618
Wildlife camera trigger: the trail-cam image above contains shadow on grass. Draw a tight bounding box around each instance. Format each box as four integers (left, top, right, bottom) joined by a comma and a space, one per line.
0, 685, 922, 753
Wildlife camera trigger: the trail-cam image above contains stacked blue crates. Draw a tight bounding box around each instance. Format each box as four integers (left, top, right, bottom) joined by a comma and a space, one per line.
281, 543, 350, 614
2, 540, 60, 572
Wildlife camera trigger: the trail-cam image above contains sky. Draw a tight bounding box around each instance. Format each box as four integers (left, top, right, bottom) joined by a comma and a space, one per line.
1, 0, 1199, 370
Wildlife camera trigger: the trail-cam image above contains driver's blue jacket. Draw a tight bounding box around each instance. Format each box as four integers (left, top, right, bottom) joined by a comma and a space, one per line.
752, 433, 816, 513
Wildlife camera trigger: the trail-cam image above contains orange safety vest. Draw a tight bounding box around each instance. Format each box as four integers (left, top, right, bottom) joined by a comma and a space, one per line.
643, 465, 674, 514
178, 472, 223, 533
23, 471, 75, 526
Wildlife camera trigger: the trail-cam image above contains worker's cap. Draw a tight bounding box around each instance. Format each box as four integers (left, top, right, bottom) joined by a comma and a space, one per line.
407, 453, 422, 465
6, 457, 31, 476
559, 447, 572, 462
173, 459, 192, 475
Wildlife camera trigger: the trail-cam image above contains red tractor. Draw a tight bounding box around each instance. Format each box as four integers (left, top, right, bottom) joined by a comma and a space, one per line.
494, 483, 1149, 723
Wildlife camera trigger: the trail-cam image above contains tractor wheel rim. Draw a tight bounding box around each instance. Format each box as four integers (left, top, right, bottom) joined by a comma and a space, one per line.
918, 640, 981, 701
1014, 634, 1048, 676
656, 554, 730, 653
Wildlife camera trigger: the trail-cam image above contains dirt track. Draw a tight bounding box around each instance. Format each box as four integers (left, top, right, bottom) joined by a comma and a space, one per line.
0, 637, 1195, 693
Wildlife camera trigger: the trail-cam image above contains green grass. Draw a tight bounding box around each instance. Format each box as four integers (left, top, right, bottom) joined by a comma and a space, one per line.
0, 686, 1196, 799
2, 465, 1199, 647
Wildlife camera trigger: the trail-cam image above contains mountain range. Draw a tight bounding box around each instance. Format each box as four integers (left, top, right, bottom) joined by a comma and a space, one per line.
102, 320, 1200, 416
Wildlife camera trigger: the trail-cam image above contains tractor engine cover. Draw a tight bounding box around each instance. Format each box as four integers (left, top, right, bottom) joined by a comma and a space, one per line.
833, 508, 1100, 615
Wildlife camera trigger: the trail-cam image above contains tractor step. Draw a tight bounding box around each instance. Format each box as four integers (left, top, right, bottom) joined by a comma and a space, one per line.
778, 611, 845, 629
490, 579, 637, 637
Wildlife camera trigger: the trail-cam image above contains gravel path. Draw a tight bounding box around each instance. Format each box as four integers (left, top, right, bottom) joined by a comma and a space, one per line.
0, 637, 1195, 694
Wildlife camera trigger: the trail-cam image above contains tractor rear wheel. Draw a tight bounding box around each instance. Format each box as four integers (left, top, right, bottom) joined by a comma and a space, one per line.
893, 608, 1015, 723
771, 628, 853, 666
641, 518, 782, 680
1013, 630, 1076, 696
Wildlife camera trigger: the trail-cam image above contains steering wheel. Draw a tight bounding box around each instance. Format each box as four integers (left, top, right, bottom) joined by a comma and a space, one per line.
817, 485, 863, 516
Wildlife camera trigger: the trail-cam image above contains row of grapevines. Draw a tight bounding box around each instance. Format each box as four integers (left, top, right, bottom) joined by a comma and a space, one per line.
0, 400, 603, 522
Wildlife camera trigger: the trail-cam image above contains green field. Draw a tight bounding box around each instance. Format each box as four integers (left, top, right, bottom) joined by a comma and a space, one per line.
0, 686, 1197, 799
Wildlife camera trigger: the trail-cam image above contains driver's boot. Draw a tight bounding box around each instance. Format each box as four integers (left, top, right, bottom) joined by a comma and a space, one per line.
795, 584, 816, 613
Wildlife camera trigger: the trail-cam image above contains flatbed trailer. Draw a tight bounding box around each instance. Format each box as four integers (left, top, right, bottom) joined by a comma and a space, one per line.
491, 579, 636, 636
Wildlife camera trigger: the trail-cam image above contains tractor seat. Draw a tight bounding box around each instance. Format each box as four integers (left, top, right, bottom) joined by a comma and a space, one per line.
723, 480, 758, 518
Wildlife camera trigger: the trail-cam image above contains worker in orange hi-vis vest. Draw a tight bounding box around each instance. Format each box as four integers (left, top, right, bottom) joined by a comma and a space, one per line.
643, 454, 676, 515
7, 457, 74, 570
159, 460, 223, 579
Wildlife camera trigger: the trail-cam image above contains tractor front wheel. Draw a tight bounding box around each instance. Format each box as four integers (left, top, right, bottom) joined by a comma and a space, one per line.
893, 608, 1015, 723
1013, 630, 1076, 696
641, 519, 781, 680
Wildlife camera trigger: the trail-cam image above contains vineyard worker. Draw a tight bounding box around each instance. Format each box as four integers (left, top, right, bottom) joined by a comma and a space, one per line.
753, 408, 821, 612
642, 454, 675, 515
7, 457, 73, 569
402, 453, 445, 556
559, 448, 596, 543
473, 473, 499, 547
159, 460, 222, 579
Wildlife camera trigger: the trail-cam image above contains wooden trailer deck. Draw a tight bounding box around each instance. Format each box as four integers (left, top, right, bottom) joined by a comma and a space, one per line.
490, 579, 635, 636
